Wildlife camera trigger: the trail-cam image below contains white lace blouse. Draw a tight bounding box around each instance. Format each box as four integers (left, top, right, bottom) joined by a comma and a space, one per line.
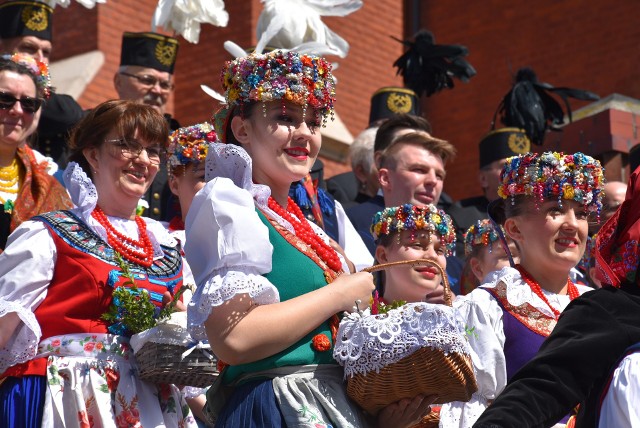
0, 163, 177, 373
439, 266, 592, 428
184, 142, 351, 341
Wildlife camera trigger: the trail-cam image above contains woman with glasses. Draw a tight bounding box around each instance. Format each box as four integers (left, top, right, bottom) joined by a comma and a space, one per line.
0, 99, 197, 427
0, 54, 72, 252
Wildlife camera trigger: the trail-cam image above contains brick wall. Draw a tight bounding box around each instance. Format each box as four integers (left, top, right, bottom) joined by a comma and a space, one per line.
420, 0, 640, 200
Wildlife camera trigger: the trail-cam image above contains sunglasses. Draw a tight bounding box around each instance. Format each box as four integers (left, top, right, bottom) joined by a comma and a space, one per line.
120, 72, 174, 91
0, 91, 43, 114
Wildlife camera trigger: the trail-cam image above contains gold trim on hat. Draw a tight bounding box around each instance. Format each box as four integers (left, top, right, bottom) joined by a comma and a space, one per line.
508, 132, 530, 154
21, 4, 48, 32
155, 39, 177, 67
387, 92, 413, 114
372, 87, 417, 97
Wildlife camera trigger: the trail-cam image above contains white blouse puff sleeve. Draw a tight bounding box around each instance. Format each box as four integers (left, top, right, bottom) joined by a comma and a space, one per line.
0, 163, 177, 373
439, 266, 593, 428
184, 142, 352, 341
599, 350, 640, 427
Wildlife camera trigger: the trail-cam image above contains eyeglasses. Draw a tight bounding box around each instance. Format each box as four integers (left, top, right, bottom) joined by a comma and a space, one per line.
119, 72, 174, 91
0, 91, 43, 113
105, 138, 164, 165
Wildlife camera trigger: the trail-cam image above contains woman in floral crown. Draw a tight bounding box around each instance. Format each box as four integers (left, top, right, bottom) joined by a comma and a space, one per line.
460, 219, 519, 294
474, 159, 640, 427
440, 151, 604, 427
372, 203, 456, 305
185, 49, 435, 427
0, 53, 71, 252
0, 100, 196, 427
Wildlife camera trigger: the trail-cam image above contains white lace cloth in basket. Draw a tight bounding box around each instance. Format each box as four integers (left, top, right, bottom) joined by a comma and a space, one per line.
333, 302, 472, 378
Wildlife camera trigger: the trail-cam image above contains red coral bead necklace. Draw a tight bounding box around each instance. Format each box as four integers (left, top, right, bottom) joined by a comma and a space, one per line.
516, 264, 579, 319
268, 196, 342, 272
91, 205, 154, 267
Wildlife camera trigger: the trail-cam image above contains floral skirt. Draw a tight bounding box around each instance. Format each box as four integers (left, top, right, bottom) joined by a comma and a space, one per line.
2, 333, 197, 428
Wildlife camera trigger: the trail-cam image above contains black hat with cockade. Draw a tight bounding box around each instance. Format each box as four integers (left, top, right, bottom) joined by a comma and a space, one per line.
368, 87, 420, 126
120, 32, 179, 74
0, 0, 53, 41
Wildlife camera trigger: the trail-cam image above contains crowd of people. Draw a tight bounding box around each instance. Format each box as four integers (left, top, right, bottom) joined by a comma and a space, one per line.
0, 1, 639, 427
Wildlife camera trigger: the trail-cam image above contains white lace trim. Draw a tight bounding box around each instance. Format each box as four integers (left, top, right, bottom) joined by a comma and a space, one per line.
480, 266, 589, 319
187, 266, 280, 341
63, 162, 97, 217
333, 302, 472, 378
0, 300, 41, 373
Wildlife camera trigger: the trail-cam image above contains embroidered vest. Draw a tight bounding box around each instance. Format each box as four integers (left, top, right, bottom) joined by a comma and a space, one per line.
2, 210, 182, 378
223, 210, 337, 384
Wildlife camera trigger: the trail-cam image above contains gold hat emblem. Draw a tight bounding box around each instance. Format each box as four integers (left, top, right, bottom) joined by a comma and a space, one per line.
387, 92, 413, 114
508, 132, 531, 154
22, 5, 48, 32
155, 40, 177, 67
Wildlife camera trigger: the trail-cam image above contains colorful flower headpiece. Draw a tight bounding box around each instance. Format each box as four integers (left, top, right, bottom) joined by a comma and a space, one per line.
497, 151, 605, 216
371, 204, 456, 256
463, 219, 506, 257
221, 49, 335, 114
3, 53, 52, 98
167, 122, 217, 170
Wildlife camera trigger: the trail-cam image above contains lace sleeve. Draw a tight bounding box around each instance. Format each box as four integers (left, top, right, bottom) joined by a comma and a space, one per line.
439, 291, 506, 428
185, 178, 280, 340
0, 221, 55, 372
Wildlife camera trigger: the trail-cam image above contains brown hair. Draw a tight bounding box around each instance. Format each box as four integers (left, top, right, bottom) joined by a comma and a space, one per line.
68, 100, 169, 179
379, 131, 456, 169
373, 113, 432, 154
224, 101, 259, 146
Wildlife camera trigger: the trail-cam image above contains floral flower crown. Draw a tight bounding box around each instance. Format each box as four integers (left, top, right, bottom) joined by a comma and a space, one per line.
463, 219, 505, 257
167, 122, 217, 170
213, 50, 336, 142
371, 204, 456, 256
497, 151, 605, 215
3, 53, 52, 98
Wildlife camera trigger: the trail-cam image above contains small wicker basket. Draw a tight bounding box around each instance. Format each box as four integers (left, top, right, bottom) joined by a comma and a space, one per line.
135, 341, 219, 387
342, 259, 477, 417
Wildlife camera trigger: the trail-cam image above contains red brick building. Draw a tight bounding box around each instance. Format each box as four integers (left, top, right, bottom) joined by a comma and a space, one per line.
17, 0, 640, 200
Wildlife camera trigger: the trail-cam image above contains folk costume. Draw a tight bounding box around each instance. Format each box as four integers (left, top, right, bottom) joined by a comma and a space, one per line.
186, 49, 371, 427
473, 166, 640, 428
0, 163, 196, 427
440, 152, 605, 428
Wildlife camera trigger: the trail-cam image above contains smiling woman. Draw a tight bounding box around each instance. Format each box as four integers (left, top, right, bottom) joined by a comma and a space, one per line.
0, 54, 71, 251
0, 99, 197, 427
440, 151, 605, 428
184, 49, 436, 428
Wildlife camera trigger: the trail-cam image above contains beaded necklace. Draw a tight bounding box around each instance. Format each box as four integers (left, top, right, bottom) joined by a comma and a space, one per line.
516, 264, 579, 319
91, 206, 154, 267
0, 158, 20, 193
267, 196, 342, 272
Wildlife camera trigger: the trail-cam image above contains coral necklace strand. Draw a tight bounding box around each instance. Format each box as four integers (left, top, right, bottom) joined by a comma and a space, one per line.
91, 206, 154, 267
268, 196, 342, 272
516, 265, 579, 319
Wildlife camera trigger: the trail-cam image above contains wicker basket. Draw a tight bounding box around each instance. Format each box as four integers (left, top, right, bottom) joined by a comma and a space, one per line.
344, 259, 477, 416
135, 341, 218, 387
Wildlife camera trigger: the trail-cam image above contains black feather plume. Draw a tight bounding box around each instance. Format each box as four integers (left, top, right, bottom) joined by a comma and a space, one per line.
496, 67, 600, 145
392, 29, 476, 97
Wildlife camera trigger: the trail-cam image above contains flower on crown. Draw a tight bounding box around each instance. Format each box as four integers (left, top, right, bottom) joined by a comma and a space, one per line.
371, 204, 456, 256
463, 219, 505, 257
497, 151, 605, 216
3, 53, 52, 99
220, 50, 336, 121
167, 122, 217, 170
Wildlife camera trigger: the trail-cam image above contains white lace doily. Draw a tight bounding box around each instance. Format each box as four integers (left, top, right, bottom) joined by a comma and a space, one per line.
130, 312, 211, 355
333, 302, 472, 378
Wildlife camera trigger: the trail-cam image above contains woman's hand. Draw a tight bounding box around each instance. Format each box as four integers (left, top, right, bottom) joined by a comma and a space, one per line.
327, 271, 375, 313
162, 291, 187, 312
377, 394, 437, 428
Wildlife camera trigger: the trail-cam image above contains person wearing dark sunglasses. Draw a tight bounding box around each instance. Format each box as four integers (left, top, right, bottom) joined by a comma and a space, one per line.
0, 55, 72, 251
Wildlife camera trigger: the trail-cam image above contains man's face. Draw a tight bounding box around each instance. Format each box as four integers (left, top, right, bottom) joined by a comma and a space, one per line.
379, 143, 445, 207
479, 158, 506, 200
0, 35, 52, 63
114, 66, 173, 114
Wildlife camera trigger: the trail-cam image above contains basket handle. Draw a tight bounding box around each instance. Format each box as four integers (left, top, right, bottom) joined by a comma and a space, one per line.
361, 259, 452, 307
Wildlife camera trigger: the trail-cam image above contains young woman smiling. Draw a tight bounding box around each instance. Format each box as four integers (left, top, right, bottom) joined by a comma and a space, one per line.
185, 49, 435, 428
440, 151, 605, 428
